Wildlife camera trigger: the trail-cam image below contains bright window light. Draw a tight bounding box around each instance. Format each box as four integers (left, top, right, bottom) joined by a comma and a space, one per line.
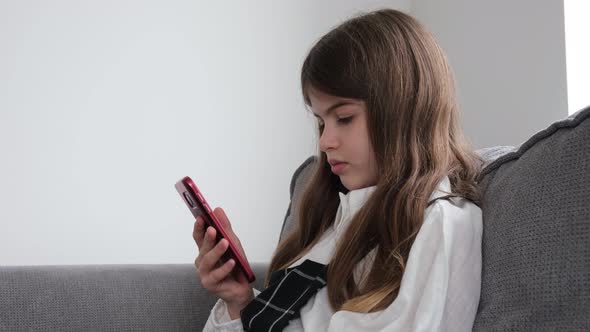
564, 1, 590, 115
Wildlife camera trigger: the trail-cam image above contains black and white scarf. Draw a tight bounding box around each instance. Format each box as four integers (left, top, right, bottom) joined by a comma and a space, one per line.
241, 259, 327, 331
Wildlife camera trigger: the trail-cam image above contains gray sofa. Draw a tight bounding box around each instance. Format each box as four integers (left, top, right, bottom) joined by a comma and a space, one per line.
2, 107, 589, 331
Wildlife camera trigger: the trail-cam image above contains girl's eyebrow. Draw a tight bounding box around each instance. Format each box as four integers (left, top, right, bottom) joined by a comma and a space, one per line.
312, 101, 355, 118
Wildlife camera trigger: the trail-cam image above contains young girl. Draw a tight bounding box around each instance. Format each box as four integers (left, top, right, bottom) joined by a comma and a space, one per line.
195, 8, 482, 332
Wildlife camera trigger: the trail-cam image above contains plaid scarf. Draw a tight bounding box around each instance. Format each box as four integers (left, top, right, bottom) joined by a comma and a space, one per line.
241, 259, 327, 331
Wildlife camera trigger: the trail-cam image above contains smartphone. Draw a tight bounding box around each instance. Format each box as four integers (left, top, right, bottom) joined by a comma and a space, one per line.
175, 176, 255, 283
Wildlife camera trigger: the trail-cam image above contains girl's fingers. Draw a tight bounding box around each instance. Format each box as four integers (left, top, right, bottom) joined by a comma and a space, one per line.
193, 217, 205, 247
234, 266, 249, 285
207, 259, 235, 286
200, 238, 229, 273
224, 226, 247, 262
214, 207, 231, 229
210, 207, 249, 263
199, 226, 217, 256
210, 208, 246, 259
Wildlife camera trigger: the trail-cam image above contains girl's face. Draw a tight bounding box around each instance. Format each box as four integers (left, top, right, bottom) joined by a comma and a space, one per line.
309, 88, 378, 190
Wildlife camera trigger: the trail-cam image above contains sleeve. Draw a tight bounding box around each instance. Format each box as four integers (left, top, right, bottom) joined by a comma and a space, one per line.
202, 289, 261, 332
325, 200, 483, 332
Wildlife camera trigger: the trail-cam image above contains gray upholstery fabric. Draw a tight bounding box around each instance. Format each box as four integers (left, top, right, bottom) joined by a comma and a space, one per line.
476, 146, 518, 168
473, 106, 590, 331
0, 263, 268, 331
279, 156, 317, 243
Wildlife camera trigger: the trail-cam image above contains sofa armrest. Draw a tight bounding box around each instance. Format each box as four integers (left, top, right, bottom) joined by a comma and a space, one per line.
0, 262, 269, 332
249, 262, 269, 291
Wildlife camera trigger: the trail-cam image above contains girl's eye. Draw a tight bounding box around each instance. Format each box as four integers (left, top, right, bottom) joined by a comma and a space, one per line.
317, 116, 352, 130
337, 116, 353, 124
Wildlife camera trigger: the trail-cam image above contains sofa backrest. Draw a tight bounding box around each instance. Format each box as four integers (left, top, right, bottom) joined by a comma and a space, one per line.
0, 263, 267, 331
0, 264, 221, 331
473, 106, 590, 331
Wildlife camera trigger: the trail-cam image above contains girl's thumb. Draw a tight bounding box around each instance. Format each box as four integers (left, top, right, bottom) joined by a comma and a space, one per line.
214, 207, 231, 229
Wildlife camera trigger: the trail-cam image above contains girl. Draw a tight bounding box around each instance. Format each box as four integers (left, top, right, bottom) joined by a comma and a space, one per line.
195, 8, 482, 332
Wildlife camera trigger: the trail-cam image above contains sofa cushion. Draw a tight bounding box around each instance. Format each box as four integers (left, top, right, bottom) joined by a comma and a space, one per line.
279, 156, 317, 242
473, 106, 590, 331
0, 263, 269, 331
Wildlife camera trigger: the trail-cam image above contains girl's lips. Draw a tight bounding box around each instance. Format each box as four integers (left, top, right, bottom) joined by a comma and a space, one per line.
331, 162, 347, 174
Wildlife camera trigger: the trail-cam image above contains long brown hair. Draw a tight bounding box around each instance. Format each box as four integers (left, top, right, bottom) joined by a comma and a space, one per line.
268, 9, 482, 313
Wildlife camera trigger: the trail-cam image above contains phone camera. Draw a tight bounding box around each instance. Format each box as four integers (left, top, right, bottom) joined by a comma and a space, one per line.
183, 192, 196, 208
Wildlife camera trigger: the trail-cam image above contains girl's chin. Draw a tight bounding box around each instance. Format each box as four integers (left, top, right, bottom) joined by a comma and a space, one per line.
341, 177, 377, 191
340, 178, 360, 191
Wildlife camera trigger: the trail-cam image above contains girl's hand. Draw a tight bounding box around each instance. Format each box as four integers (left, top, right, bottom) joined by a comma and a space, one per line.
193, 207, 254, 319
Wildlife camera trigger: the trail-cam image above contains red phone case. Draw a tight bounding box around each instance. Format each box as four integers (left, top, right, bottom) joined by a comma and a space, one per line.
175, 176, 255, 283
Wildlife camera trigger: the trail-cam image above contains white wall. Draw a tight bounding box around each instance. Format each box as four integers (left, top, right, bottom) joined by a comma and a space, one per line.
564, 1, 590, 114
0, 1, 571, 266
0, 0, 410, 265
412, 0, 568, 148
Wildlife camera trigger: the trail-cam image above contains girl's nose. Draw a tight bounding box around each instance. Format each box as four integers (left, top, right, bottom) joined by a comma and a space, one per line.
319, 126, 339, 152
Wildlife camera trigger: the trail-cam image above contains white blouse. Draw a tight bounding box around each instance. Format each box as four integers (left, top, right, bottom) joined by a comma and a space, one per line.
203, 177, 482, 331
